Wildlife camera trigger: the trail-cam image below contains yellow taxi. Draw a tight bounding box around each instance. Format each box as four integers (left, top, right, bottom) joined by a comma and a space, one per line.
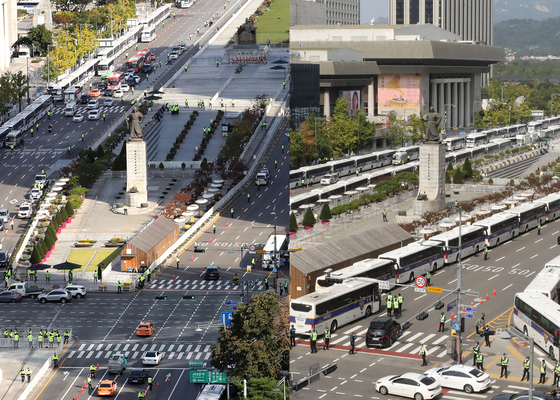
97, 380, 117, 396
136, 322, 155, 336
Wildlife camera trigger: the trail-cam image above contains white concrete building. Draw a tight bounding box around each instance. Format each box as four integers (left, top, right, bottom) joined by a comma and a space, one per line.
0, 0, 17, 71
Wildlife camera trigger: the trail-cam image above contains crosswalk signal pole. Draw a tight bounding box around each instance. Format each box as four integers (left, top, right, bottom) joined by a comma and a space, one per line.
455, 206, 463, 365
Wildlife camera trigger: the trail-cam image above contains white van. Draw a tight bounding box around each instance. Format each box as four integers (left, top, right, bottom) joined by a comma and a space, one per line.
18, 202, 32, 219
87, 99, 99, 110
4, 130, 23, 148
321, 173, 339, 185
64, 102, 77, 117
256, 171, 270, 186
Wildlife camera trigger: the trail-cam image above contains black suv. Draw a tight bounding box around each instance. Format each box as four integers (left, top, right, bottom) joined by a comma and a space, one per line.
205, 265, 220, 280
365, 317, 401, 348
80, 94, 91, 104
128, 369, 149, 384
141, 64, 153, 73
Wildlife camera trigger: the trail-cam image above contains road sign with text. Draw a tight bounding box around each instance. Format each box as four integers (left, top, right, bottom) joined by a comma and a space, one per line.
256, 250, 266, 254
427, 286, 443, 294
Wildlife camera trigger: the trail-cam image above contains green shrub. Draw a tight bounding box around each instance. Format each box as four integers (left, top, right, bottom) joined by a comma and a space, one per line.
462, 158, 473, 179
60, 207, 69, 223
331, 204, 348, 215
447, 162, 454, 171
445, 171, 451, 184
69, 187, 88, 197
302, 208, 316, 227
319, 203, 332, 221
30, 246, 43, 264
68, 195, 83, 210
159, 162, 165, 169
453, 169, 464, 184
488, 177, 494, 185
55, 212, 62, 228
290, 212, 298, 232
65, 201, 74, 217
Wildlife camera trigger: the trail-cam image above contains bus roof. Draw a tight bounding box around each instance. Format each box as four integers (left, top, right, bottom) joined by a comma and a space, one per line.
545, 255, 560, 269
378, 242, 438, 260
473, 212, 518, 227
515, 292, 560, 313
504, 202, 545, 215
430, 225, 485, 242
321, 259, 394, 280
291, 277, 379, 306
263, 235, 287, 252
466, 133, 487, 139
535, 193, 560, 205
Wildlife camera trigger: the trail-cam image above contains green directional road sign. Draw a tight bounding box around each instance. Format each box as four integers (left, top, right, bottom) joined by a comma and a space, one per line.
190, 371, 208, 383
189, 370, 228, 384
189, 361, 204, 367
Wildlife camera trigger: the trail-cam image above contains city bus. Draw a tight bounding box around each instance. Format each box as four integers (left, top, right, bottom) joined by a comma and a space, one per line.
126, 56, 145, 73
430, 225, 486, 264
378, 241, 443, 284
473, 213, 520, 248
64, 86, 81, 104
504, 202, 546, 233
443, 136, 466, 151
106, 72, 124, 89
290, 277, 381, 335
97, 58, 115, 76
315, 259, 397, 291
392, 146, 420, 165
528, 121, 543, 134
466, 132, 488, 147
524, 267, 560, 303
535, 193, 560, 222
141, 26, 156, 43
261, 234, 288, 270
512, 292, 560, 360
137, 48, 155, 63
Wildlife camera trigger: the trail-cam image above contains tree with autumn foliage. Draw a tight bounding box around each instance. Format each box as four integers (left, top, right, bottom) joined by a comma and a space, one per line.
211, 292, 289, 380
161, 192, 192, 218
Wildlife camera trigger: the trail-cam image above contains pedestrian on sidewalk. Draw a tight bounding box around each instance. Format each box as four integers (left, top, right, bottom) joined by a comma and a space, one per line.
349, 332, 356, 354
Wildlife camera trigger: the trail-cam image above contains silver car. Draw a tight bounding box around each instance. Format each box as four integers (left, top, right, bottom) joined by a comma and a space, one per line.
38, 289, 72, 304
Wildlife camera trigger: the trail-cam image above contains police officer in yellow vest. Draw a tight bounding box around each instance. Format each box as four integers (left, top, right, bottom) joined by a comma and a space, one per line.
438, 312, 445, 332
20, 368, 25, 382
554, 362, 560, 386
472, 342, 480, 366
500, 353, 509, 378
14, 332, 19, 348
539, 359, 547, 384
521, 356, 531, 381
426, 271, 431, 286
386, 293, 393, 317
28, 332, 33, 347
323, 328, 331, 350
476, 352, 484, 371
398, 293, 403, 311
310, 329, 318, 353
38, 332, 43, 348
90, 364, 96, 378
87, 376, 92, 390
420, 345, 427, 366
393, 296, 399, 318
26, 367, 32, 383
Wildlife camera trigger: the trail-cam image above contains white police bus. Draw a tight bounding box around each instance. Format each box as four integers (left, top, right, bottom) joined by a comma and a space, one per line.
290, 277, 381, 335
430, 225, 486, 264
504, 202, 546, 233
535, 193, 560, 222
512, 292, 560, 360
443, 136, 465, 151
473, 213, 520, 248
524, 267, 560, 303
315, 259, 397, 291
378, 241, 443, 284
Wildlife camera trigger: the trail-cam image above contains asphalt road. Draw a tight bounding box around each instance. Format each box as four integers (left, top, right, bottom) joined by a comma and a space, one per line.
290, 217, 560, 399
0, 0, 237, 258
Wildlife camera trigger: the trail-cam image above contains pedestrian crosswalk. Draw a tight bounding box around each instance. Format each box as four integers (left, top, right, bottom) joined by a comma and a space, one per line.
51, 105, 128, 115
145, 278, 266, 291
67, 342, 213, 361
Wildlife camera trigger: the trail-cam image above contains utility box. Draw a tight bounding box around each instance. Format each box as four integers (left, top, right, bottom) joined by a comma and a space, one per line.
447, 337, 456, 355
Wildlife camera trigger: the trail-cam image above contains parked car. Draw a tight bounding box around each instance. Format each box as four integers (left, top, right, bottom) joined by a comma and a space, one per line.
169, 52, 178, 60
0, 290, 22, 303
321, 173, 339, 185
65, 285, 87, 299
127, 368, 149, 384
18, 202, 32, 219
365, 317, 401, 348
73, 114, 84, 123
140, 64, 153, 73
142, 351, 162, 365
205, 265, 220, 280
376, 373, 442, 400
424, 365, 490, 393
97, 82, 107, 91
178, 43, 187, 50
38, 289, 72, 303
29, 187, 43, 201
7, 282, 45, 298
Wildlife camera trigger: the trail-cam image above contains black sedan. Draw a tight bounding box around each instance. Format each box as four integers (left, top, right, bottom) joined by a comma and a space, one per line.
127, 369, 149, 384
0, 290, 22, 303
492, 391, 554, 400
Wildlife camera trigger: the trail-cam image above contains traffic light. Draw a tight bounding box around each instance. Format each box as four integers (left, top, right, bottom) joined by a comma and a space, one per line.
323, 363, 338, 376
194, 248, 206, 253
292, 379, 308, 391
461, 317, 465, 333
183, 294, 195, 299
434, 301, 444, 310
401, 321, 413, 331
416, 311, 429, 321
155, 295, 167, 299
554, 331, 560, 346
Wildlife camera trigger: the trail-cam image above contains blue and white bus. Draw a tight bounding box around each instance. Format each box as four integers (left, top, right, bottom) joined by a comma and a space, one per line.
466, 132, 488, 147
443, 136, 465, 151
378, 242, 444, 284
315, 259, 397, 291
535, 194, 560, 222
473, 213, 520, 248
513, 292, 560, 360
505, 202, 546, 233
430, 225, 486, 264
290, 277, 381, 335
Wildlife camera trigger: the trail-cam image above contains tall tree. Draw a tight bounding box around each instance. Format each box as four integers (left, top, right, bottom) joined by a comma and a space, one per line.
26, 25, 53, 56
328, 97, 356, 156
11, 71, 29, 112
289, 128, 304, 168
382, 113, 406, 148
406, 113, 424, 145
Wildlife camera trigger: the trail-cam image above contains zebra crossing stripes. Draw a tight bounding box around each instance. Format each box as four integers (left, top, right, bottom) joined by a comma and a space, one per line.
145, 278, 265, 291
67, 342, 213, 360
51, 105, 128, 115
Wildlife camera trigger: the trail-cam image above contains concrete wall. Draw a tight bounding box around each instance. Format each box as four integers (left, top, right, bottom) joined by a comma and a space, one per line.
290, 0, 326, 27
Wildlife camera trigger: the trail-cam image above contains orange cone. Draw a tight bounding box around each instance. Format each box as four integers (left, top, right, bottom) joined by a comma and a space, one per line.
210, 238, 213, 243
97, 363, 99, 369
81, 387, 84, 393
462, 306, 465, 313
76, 396, 79, 400
83, 380, 87, 387
157, 382, 160, 389
451, 311, 454, 320
471, 299, 474, 307
493, 288, 496, 296
173, 275, 176, 280
191, 256, 194, 262
485, 292, 490, 301
226, 222, 229, 227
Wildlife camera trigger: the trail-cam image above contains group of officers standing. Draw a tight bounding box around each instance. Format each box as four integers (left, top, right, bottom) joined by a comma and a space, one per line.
4, 328, 70, 348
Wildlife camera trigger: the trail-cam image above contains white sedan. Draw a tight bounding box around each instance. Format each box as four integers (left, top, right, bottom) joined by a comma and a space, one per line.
73, 114, 84, 123
104, 98, 114, 107
376, 373, 442, 400
113, 89, 124, 98
142, 351, 162, 365
29, 188, 42, 200
120, 83, 130, 92
423, 365, 491, 393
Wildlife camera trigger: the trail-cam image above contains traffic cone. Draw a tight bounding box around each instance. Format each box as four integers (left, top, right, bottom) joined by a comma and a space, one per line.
83, 380, 87, 387
191, 256, 194, 262
146, 388, 149, 394
168, 377, 171, 384
76, 396, 78, 400
157, 382, 160, 389
210, 238, 213, 243
493, 288, 496, 296
97, 363, 99, 369
485, 292, 490, 301
471, 299, 474, 307
462, 306, 466, 313
81, 386, 84, 393
173, 275, 175, 280
451, 311, 454, 320
226, 222, 229, 227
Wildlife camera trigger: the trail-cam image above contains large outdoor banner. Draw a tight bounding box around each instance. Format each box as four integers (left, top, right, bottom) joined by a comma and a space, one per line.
340, 90, 361, 117
378, 73, 421, 112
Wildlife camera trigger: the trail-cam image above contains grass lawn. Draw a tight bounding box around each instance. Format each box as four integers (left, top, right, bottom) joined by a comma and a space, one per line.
253, 0, 289, 44
67, 249, 96, 271
85, 248, 121, 272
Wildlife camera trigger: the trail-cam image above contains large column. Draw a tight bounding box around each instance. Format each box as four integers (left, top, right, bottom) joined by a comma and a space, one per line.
466, 80, 471, 128
445, 82, 451, 130
438, 82, 444, 118
452, 82, 458, 129
323, 89, 330, 118
368, 80, 374, 119
431, 81, 437, 110
458, 82, 464, 128
126, 139, 148, 207
413, 142, 446, 215
449, 0, 455, 32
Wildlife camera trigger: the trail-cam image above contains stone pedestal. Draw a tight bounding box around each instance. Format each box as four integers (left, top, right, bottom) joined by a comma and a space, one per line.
125, 139, 148, 207
413, 142, 446, 215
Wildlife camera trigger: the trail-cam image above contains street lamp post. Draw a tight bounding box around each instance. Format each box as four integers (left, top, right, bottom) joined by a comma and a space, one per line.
26, 56, 30, 104
46, 44, 53, 88
444, 103, 456, 137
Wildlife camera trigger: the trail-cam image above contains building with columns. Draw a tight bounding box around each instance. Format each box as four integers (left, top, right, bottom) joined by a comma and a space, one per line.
290, 0, 360, 26
0, 0, 17, 71
290, 24, 504, 145
388, 0, 494, 46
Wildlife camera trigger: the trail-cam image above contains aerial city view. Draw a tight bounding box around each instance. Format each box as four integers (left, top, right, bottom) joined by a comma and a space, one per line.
2, 0, 560, 398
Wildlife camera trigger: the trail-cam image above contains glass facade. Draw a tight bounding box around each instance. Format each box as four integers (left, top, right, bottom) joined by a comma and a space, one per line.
290, 63, 321, 130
